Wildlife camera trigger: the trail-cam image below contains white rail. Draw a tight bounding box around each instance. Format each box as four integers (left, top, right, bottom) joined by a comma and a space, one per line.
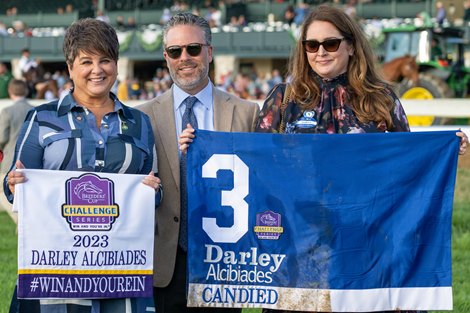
1, 98, 469, 133
400, 99, 470, 133
400, 99, 470, 117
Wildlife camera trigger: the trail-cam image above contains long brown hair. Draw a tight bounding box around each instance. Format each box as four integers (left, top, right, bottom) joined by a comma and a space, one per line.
289, 5, 395, 128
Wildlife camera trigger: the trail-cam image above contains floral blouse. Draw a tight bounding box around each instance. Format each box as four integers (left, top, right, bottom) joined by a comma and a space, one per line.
256, 73, 410, 134
258, 74, 419, 313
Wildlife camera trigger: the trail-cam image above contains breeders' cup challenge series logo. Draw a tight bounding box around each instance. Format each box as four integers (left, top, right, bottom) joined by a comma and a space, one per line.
62, 173, 119, 230
254, 210, 284, 240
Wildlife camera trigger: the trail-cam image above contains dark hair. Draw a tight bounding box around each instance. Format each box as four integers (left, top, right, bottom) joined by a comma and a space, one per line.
289, 5, 395, 128
163, 12, 211, 46
8, 79, 28, 97
63, 18, 119, 67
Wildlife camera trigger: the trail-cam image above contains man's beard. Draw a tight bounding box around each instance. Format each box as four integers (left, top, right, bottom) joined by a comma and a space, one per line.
169, 61, 209, 91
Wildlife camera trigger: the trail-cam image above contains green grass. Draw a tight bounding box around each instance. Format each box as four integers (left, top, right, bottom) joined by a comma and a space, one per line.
1, 169, 469, 313
0, 210, 17, 313
441, 168, 470, 313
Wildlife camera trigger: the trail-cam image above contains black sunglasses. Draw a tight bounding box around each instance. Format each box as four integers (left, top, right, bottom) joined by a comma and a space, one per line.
302, 38, 345, 53
165, 43, 210, 59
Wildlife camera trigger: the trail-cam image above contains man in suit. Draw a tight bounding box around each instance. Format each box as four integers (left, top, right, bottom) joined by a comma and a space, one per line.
0, 79, 33, 176
0, 79, 32, 222
137, 12, 260, 313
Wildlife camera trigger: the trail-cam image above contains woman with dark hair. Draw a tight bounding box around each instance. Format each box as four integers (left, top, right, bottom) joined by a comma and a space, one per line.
179, 4, 467, 313
256, 5, 467, 150
258, 5, 408, 135
177, 5, 467, 313
5, 18, 161, 313
256, 5, 466, 313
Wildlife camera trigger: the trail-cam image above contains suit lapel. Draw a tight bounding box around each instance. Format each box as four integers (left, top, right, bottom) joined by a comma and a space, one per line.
213, 87, 234, 132
154, 86, 235, 188
155, 89, 181, 188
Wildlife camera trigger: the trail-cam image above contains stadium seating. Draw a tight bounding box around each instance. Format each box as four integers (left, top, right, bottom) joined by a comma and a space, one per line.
0, 11, 79, 28
108, 9, 163, 27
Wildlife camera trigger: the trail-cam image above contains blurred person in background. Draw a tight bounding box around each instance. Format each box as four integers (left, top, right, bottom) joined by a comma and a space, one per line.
11, 20, 32, 37
0, 21, 8, 37
294, 2, 310, 25
117, 76, 130, 100
160, 8, 172, 25
35, 76, 59, 100
435, 1, 447, 26
284, 5, 296, 25
0, 79, 32, 176
18, 48, 41, 98
18, 48, 37, 76
129, 78, 143, 99
237, 14, 247, 27
65, 3, 74, 14
126, 16, 137, 29
0, 62, 13, 99
115, 15, 126, 30
267, 68, 283, 90
95, 9, 110, 23
464, 0, 470, 24
52, 70, 68, 91
59, 79, 73, 99
6, 6, 18, 16
344, 0, 358, 19
232, 72, 251, 99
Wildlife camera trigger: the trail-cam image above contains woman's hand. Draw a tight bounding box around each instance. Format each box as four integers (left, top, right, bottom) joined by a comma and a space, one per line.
6, 160, 27, 195
179, 123, 196, 155
142, 171, 162, 192
457, 130, 468, 155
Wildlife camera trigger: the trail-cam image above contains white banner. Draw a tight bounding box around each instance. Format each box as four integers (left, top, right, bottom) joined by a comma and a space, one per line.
14, 169, 155, 299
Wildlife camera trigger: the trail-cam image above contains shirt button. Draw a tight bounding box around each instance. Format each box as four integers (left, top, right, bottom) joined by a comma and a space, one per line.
98, 140, 104, 145
76, 115, 82, 121
174, 216, 179, 222
103, 124, 109, 129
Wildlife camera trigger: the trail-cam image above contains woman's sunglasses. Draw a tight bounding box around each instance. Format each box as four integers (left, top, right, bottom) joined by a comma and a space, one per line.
165, 43, 210, 59
302, 38, 345, 53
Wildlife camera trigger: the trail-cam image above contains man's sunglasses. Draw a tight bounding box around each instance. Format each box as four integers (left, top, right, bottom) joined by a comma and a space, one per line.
302, 38, 345, 53
165, 43, 210, 59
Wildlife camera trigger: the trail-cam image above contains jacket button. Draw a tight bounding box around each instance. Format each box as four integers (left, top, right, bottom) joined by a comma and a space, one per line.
174, 216, 179, 222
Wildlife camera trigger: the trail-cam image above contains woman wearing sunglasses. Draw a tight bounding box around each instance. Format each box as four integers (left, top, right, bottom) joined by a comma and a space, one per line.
256, 4, 467, 155
256, 4, 409, 135
256, 3, 467, 313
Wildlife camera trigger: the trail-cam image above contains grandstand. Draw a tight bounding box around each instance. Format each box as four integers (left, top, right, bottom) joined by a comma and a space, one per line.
0, 0, 449, 25
0, 0, 463, 99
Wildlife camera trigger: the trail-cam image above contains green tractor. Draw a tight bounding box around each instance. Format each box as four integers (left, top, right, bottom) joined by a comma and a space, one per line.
381, 25, 470, 125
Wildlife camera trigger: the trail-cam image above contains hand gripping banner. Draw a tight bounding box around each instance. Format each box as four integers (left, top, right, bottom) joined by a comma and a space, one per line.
14, 169, 155, 299
186, 130, 459, 312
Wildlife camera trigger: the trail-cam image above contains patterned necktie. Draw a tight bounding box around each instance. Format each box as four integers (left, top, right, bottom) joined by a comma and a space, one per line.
179, 96, 198, 251
181, 96, 198, 130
